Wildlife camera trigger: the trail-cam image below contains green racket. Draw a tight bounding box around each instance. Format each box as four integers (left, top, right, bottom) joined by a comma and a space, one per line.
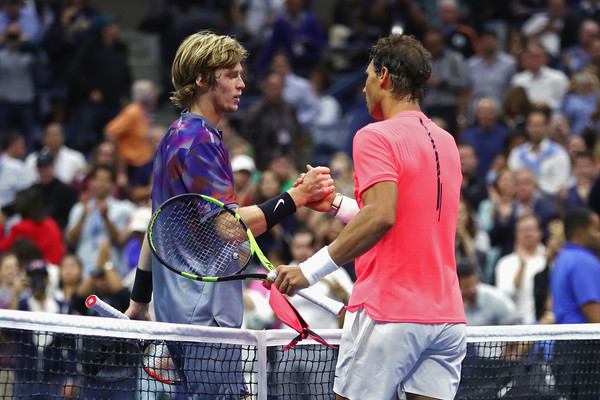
147, 194, 344, 316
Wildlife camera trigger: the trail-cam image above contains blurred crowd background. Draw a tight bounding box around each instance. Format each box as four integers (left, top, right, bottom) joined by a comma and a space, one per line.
1, 0, 600, 338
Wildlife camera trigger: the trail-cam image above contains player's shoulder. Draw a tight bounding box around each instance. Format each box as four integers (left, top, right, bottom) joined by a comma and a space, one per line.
166, 117, 221, 148
356, 113, 415, 134
355, 120, 386, 140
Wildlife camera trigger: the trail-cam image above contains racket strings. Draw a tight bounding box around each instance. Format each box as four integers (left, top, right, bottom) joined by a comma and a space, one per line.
153, 198, 251, 277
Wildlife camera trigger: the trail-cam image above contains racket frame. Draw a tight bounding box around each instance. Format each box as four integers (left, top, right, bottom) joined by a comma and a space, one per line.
148, 194, 345, 316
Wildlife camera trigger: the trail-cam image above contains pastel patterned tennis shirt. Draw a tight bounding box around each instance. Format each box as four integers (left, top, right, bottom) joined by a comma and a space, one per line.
151, 111, 242, 328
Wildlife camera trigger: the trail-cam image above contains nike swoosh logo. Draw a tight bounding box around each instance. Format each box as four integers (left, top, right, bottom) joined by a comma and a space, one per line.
274, 198, 285, 212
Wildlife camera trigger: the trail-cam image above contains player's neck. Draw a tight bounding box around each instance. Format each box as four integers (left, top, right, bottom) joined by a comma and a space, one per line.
189, 101, 223, 127
384, 97, 421, 119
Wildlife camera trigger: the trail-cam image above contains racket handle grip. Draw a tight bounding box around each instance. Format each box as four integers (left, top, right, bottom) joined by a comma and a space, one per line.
267, 271, 345, 316
86, 295, 130, 320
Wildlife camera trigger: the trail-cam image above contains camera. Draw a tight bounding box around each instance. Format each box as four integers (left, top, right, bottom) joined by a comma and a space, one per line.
5, 33, 20, 41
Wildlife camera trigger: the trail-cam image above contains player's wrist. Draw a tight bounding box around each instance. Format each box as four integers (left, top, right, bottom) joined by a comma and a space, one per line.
257, 192, 296, 230
130, 267, 153, 303
329, 194, 359, 223
286, 186, 309, 208
127, 299, 151, 320
299, 247, 339, 286
328, 193, 343, 216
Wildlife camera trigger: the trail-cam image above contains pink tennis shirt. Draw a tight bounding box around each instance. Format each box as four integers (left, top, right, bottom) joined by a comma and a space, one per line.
347, 110, 466, 324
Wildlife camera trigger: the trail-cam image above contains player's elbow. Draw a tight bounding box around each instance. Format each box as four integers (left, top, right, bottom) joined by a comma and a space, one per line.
581, 301, 600, 323
372, 212, 395, 234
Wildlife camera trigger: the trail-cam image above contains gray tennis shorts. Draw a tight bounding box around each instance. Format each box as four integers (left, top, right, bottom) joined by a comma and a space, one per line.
333, 307, 466, 400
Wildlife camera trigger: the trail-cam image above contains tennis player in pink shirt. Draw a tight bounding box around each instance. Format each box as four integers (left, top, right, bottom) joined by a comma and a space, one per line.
270, 34, 467, 400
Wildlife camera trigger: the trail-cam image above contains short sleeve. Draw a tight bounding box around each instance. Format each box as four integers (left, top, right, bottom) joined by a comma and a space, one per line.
571, 261, 600, 307
352, 127, 399, 198
182, 141, 236, 202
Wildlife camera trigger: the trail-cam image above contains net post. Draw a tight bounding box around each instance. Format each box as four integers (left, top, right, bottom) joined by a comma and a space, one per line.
256, 330, 268, 400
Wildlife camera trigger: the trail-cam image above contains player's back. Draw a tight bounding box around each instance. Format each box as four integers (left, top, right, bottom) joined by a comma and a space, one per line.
349, 110, 465, 323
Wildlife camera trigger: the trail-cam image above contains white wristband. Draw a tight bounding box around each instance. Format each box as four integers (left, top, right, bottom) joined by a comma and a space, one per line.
299, 247, 339, 286
336, 195, 359, 223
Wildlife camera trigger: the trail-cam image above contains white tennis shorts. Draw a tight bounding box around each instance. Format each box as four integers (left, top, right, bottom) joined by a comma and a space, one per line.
333, 307, 466, 400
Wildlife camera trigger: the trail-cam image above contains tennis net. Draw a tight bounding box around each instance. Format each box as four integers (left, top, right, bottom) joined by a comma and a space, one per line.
0, 309, 598, 399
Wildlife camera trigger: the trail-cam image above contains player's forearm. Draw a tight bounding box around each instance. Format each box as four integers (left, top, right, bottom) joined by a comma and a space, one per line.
237, 205, 268, 236
239, 165, 335, 236
238, 190, 307, 237
328, 203, 394, 267
328, 181, 396, 266
137, 236, 153, 272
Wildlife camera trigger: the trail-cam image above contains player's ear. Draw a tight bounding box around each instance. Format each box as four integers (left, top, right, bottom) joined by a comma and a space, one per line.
195, 75, 207, 90
379, 67, 390, 88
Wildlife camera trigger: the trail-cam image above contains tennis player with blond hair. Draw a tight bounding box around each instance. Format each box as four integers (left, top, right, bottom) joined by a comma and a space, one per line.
124, 31, 333, 398
271, 34, 467, 400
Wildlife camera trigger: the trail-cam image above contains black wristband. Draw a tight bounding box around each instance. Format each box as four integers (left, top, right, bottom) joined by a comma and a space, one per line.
257, 192, 297, 230
130, 268, 153, 303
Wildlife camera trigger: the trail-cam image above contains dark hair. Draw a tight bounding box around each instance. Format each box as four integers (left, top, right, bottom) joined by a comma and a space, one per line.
458, 195, 478, 238
502, 86, 531, 118
369, 34, 431, 103
479, 28, 498, 39
564, 207, 594, 241
0, 129, 24, 151
492, 167, 513, 190
90, 163, 117, 182
456, 259, 478, 279
528, 105, 551, 122
309, 63, 334, 93
10, 238, 43, 270
60, 253, 83, 268
515, 212, 541, 231
527, 40, 547, 55
15, 188, 45, 223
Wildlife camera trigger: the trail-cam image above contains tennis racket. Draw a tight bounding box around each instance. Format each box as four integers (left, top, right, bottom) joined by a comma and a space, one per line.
147, 193, 345, 316
85, 295, 182, 385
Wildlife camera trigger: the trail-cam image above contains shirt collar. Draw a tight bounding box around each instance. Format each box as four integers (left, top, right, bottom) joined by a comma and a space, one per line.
181, 110, 222, 138
562, 243, 596, 256
523, 138, 550, 153
391, 110, 427, 120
